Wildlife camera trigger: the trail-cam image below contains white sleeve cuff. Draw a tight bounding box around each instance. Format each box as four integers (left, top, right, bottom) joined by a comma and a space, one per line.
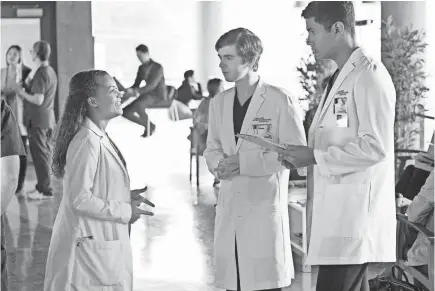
314, 149, 331, 178
121, 202, 132, 224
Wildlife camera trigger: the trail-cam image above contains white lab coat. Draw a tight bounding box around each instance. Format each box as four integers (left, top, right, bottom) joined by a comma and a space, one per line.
44, 118, 133, 291
204, 79, 306, 290
306, 48, 397, 265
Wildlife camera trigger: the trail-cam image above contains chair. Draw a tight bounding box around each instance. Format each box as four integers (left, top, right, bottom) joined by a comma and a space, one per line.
144, 86, 179, 137
396, 213, 434, 291
189, 125, 202, 187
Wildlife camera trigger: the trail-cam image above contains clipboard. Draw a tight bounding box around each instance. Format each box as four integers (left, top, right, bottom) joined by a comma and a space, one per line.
236, 134, 289, 155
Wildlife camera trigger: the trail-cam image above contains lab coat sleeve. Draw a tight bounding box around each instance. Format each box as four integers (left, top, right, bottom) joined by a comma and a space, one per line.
204, 97, 225, 178
67, 137, 132, 224
239, 93, 307, 177
406, 170, 434, 224
314, 68, 395, 177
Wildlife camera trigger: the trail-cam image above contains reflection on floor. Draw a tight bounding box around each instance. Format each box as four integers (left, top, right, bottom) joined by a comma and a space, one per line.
4, 116, 389, 291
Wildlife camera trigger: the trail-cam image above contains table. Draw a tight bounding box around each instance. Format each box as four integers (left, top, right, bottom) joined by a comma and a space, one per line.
288, 187, 311, 273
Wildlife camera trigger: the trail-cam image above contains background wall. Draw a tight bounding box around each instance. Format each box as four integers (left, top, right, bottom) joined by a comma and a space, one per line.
92, 0, 200, 88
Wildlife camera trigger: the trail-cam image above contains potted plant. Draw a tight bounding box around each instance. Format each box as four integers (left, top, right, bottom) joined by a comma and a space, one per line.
297, 53, 336, 136
381, 15, 429, 151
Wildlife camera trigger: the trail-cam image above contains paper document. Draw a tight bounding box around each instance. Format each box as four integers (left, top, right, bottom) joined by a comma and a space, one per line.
236, 134, 289, 155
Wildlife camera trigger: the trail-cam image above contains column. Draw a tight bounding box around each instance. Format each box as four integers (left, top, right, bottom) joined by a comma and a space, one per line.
381, 1, 431, 149
198, 1, 224, 92
56, 1, 94, 114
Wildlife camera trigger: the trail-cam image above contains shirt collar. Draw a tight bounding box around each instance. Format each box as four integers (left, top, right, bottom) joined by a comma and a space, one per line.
83, 117, 105, 138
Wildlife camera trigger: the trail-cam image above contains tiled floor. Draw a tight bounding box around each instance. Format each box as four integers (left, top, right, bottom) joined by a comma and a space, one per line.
3, 116, 389, 291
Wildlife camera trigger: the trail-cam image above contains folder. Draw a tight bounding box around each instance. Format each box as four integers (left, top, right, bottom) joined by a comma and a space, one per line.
236, 134, 288, 155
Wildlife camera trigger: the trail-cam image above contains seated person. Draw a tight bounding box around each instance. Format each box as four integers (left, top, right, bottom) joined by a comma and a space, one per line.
191, 78, 223, 187
401, 169, 434, 290
168, 86, 194, 121
396, 139, 434, 208
176, 70, 203, 106
122, 44, 166, 137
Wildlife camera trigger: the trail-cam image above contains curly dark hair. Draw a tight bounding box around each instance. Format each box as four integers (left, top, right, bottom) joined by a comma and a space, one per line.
51, 70, 109, 178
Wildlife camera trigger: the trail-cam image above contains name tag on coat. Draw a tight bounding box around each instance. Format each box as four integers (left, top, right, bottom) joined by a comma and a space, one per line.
252, 117, 272, 139
333, 90, 349, 128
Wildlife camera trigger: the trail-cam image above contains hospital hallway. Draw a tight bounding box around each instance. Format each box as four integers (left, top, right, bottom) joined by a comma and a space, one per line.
2, 117, 386, 291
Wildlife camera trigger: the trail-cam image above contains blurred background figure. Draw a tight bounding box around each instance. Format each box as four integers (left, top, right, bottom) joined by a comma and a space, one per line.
122, 44, 167, 137
1, 45, 31, 199
191, 78, 224, 187
19, 41, 58, 200
1, 99, 26, 291
176, 70, 203, 106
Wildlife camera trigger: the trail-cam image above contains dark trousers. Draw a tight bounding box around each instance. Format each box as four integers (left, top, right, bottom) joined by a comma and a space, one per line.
16, 136, 28, 192
28, 127, 53, 195
227, 238, 282, 291
122, 94, 158, 128
316, 264, 369, 291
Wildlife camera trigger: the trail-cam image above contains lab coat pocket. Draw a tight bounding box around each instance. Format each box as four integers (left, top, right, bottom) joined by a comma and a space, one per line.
71, 238, 124, 287
246, 206, 283, 260
323, 184, 370, 239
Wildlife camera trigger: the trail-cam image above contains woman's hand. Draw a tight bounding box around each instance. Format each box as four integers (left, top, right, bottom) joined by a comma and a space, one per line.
131, 186, 155, 207
129, 199, 154, 223
129, 186, 155, 223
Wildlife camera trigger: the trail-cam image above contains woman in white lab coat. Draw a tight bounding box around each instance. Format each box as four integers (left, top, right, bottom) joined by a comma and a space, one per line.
44, 70, 154, 291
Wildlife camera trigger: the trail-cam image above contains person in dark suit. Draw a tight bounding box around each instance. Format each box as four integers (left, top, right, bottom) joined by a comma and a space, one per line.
122, 44, 167, 137
10, 41, 58, 200
1, 45, 32, 199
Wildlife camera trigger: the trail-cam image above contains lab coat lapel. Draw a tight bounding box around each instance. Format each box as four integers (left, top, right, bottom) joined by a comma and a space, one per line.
101, 137, 130, 181
83, 118, 130, 182
308, 88, 328, 146
223, 88, 237, 154
235, 80, 266, 153
315, 48, 363, 127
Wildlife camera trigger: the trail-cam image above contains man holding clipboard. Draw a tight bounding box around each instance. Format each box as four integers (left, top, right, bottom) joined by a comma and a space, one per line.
279, 2, 396, 291
204, 28, 306, 291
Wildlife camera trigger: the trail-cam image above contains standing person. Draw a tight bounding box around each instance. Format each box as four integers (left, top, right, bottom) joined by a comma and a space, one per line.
204, 28, 306, 291
1, 99, 27, 291
122, 44, 167, 137
44, 70, 155, 291
279, 2, 397, 290
10, 40, 58, 200
1, 45, 32, 198
192, 77, 224, 188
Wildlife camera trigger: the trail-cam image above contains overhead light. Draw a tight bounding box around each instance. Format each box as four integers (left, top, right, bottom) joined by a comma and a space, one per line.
294, 1, 307, 8
356, 19, 374, 26
16, 8, 43, 17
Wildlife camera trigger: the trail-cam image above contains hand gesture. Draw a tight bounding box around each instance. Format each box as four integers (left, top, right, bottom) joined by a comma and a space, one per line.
129, 199, 154, 223
129, 186, 155, 223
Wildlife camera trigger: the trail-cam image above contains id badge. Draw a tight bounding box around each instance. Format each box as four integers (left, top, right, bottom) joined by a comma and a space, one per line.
333, 91, 349, 128
252, 117, 273, 139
